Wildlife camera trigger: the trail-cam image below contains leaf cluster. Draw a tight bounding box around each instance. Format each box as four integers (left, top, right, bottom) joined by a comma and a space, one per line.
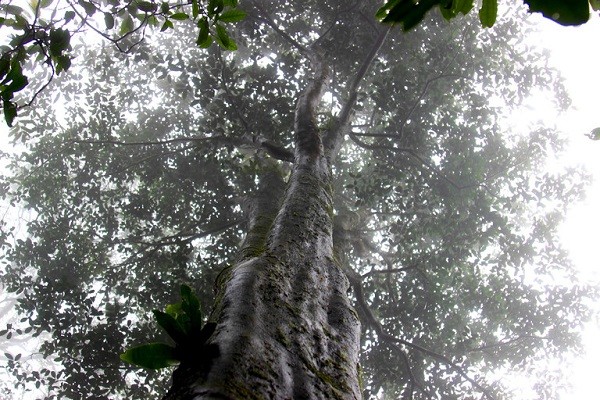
120, 284, 218, 369
377, 0, 597, 31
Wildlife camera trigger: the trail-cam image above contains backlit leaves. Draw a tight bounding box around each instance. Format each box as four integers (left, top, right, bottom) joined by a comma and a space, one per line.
0, 0, 246, 125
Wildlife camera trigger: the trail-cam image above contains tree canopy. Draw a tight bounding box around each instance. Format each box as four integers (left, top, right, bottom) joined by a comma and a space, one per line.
0, 0, 597, 399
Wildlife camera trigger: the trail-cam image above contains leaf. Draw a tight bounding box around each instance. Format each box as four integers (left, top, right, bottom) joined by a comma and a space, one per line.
223, 0, 238, 6
524, 0, 589, 26
54, 55, 71, 75
376, 0, 401, 21
217, 9, 247, 23
120, 343, 178, 369
192, 0, 199, 19
3, 62, 28, 93
49, 28, 70, 57
153, 310, 187, 344
64, 10, 76, 22
170, 12, 189, 20
401, 0, 440, 31
120, 14, 135, 35
180, 284, 203, 332
165, 301, 183, 317
136, 1, 157, 13
160, 19, 173, 31
588, 127, 600, 140
378, 0, 442, 30
479, 0, 497, 28
104, 12, 115, 29
440, 0, 473, 19
208, 0, 224, 17
591, 0, 600, 11
214, 24, 237, 50
78, 0, 97, 16
196, 17, 212, 48
0, 55, 10, 80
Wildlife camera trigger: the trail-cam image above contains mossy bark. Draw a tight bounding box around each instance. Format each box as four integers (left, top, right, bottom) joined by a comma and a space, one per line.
164, 56, 361, 399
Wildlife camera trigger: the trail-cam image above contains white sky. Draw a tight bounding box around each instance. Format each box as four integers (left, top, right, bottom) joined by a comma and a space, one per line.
524, 12, 600, 400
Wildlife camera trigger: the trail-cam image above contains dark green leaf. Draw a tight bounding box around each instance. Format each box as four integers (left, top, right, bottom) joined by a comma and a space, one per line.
208, 0, 224, 17
153, 310, 188, 343
120, 343, 178, 369
0, 55, 10, 80
104, 12, 115, 29
120, 14, 135, 35
170, 12, 189, 20
591, 0, 600, 11
588, 127, 600, 140
54, 55, 71, 75
214, 24, 237, 50
137, 1, 158, 13
479, 0, 497, 28
192, 0, 199, 19
524, 0, 589, 26
78, 0, 97, 16
160, 2, 170, 14
2, 100, 16, 126
217, 9, 246, 23
49, 28, 70, 57
3, 62, 28, 93
64, 10, 76, 22
160, 19, 173, 31
401, 0, 440, 31
196, 17, 211, 48
180, 284, 203, 332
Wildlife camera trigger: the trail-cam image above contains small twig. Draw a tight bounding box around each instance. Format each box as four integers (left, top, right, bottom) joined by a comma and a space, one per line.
249, 1, 308, 55
346, 269, 495, 400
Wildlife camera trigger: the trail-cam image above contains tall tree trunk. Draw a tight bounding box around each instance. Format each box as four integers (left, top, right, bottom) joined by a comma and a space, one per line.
164, 55, 361, 399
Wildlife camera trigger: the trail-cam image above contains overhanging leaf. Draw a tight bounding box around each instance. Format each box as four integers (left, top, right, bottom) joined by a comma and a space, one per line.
524, 0, 589, 26
196, 18, 212, 48
588, 127, 600, 140
2, 99, 17, 126
479, 0, 497, 28
153, 310, 188, 343
120, 343, 178, 369
214, 23, 237, 50
217, 9, 247, 23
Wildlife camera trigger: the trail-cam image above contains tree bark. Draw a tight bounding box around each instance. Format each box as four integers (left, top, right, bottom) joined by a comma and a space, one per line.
164, 56, 361, 399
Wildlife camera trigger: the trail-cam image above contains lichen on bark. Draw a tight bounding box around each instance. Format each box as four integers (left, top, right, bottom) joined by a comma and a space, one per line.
164, 53, 361, 400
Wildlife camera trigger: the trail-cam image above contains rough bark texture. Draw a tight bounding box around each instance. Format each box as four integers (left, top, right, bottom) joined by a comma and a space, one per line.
164, 56, 361, 399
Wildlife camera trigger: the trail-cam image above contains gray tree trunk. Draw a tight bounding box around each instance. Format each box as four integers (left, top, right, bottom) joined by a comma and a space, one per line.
164, 56, 362, 399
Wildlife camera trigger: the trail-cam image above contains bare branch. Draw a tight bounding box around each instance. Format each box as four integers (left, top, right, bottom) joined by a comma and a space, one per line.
346, 270, 495, 400
324, 27, 390, 160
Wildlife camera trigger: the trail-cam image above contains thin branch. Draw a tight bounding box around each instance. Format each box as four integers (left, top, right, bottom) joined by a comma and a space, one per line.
346, 270, 495, 400
348, 132, 482, 191
397, 73, 470, 141
338, 27, 391, 128
469, 335, 548, 353
128, 219, 244, 248
324, 27, 391, 160
346, 269, 425, 396
362, 266, 417, 278
66, 0, 149, 53
249, 1, 308, 55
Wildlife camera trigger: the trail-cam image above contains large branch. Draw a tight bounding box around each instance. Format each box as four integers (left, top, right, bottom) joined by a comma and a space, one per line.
293, 51, 328, 158
323, 27, 390, 161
